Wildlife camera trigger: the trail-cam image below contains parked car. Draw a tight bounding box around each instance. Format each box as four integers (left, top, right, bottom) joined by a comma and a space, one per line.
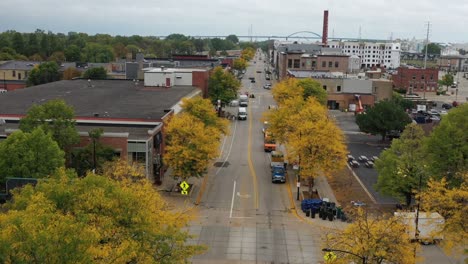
364, 161, 374, 168
263, 84, 272, 89
351, 201, 366, 207
349, 160, 360, 168
370, 156, 379, 162
347, 155, 355, 162
256, 70, 262, 73
442, 103, 452, 110
358, 155, 368, 162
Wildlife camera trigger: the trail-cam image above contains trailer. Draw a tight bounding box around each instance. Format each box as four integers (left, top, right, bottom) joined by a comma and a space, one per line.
394, 211, 445, 244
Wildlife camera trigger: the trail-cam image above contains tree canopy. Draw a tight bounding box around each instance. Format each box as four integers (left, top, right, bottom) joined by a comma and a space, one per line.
164, 113, 221, 179
26, 61, 60, 86
0, 165, 205, 263
207, 66, 241, 105
356, 100, 412, 141
0, 128, 64, 184
439, 73, 454, 90
83, 66, 108, 79
421, 43, 441, 55
424, 103, 468, 186
19, 99, 80, 152
180, 97, 229, 135
375, 124, 427, 206
325, 209, 417, 264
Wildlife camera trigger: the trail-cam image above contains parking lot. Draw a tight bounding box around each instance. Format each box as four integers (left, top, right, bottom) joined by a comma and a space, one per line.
331, 110, 398, 205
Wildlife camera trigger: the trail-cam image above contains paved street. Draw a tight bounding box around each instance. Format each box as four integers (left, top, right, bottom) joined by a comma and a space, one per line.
188, 53, 326, 264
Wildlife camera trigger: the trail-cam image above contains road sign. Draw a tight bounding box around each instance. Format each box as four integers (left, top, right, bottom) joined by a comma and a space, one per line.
180, 181, 189, 195
323, 251, 337, 262
296, 182, 301, 188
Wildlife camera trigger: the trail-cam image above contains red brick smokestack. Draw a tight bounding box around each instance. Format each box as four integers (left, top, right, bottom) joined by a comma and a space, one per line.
322, 10, 328, 45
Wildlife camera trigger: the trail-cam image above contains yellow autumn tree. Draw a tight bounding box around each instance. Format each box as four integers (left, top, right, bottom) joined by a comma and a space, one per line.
265, 95, 347, 190
181, 96, 229, 135
271, 78, 304, 106
325, 209, 418, 264
164, 113, 221, 179
419, 174, 468, 257
0, 167, 205, 263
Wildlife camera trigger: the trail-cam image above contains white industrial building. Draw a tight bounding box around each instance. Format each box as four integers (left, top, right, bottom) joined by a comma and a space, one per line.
328, 41, 401, 69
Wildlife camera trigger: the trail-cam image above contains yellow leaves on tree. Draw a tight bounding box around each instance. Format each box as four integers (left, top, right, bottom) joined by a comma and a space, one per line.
420, 175, 468, 257
0, 167, 205, 263
271, 78, 305, 106
165, 113, 221, 179
265, 94, 347, 179
181, 96, 229, 135
325, 209, 418, 264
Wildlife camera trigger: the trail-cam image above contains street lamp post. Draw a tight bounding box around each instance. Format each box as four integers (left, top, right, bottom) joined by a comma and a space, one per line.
322, 248, 367, 264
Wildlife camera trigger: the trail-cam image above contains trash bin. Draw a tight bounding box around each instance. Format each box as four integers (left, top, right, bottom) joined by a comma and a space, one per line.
311, 210, 316, 218
306, 209, 310, 217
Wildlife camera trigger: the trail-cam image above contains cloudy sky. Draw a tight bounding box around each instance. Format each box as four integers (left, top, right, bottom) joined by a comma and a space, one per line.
1, 0, 467, 43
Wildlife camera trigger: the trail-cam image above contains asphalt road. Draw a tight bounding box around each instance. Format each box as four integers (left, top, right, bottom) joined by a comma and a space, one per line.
189, 51, 324, 264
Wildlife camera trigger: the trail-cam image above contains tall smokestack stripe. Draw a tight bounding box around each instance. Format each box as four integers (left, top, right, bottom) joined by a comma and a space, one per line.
322, 10, 329, 45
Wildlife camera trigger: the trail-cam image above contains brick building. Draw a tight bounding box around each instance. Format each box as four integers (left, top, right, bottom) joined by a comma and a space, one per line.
392, 67, 439, 94
0, 79, 202, 184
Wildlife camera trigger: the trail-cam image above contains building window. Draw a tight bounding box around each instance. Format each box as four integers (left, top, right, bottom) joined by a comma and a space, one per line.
312, 61, 316, 67
323, 85, 327, 91
337, 85, 341, 92
301, 62, 305, 67
412, 75, 416, 80
328, 61, 332, 67
12, 70, 16, 77
421, 75, 425, 80
293, 59, 300, 68
18, 73, 21, 80
288, 59, 292, 68
335, 61, 339, 68
322, 61, 326, 67
430, 75, 433, 80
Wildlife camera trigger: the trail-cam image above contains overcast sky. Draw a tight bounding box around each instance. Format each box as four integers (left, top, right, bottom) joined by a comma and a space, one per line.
1, 0, 467, 43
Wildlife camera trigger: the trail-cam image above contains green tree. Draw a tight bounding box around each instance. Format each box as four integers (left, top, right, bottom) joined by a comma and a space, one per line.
375, 124, 427, 206
208, 66, 241, 105
439, 73, 454, 91
81, 43, 114, 63
71, 128, 116, 176
0, 167, 205, 263
48, 51, 65, 64
0, 128, 64, 184
26, 61, 61, 86
297, 78, 327, 105
83, 67, 108, 79
26, 32, 40, 57
164, 113, 221, 179
19, 99, 80, 153
356, 100, 412, 141
391, 92, 414, 110
11, 32, 25, 55
226, 34, 239, 44
421, 43, 441, 55
64, 44, 81, 62
424, 103, 468, 186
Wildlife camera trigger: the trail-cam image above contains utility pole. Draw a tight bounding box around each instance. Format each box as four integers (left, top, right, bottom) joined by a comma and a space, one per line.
423, 22, 430, 100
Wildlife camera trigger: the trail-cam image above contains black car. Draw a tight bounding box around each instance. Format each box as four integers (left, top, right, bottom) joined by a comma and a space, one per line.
442, 103, 452, 109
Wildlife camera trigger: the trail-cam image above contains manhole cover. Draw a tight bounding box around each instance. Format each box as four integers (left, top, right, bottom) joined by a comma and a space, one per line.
213, 161, 230, 167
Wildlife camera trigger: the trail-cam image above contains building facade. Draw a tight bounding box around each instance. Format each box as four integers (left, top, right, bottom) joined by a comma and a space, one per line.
392, 67, 439, 94
327, 41, 401, 69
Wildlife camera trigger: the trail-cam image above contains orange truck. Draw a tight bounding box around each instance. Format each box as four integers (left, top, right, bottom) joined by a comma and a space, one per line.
264, 131, 276, 152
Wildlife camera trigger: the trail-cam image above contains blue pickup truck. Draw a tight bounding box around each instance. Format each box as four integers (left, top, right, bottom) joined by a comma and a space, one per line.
271, 165, 286, 183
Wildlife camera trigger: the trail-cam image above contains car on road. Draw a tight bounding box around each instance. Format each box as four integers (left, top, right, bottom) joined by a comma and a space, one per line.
349, 160, 360, 168
256, 70, 262, 73
351, 201, 366, 207
347, 155, 355, 162
251, 79, 256, 83
263, 84, 272, 89
369, 156, 379, 162
364, 161, 374, 168
358, 155, 368, 162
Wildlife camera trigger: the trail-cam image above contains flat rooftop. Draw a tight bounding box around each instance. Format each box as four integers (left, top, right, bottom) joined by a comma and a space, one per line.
0, 79, 199, 120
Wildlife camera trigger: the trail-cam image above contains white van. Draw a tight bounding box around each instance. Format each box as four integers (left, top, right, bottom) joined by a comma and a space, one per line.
239, 95, 248, 107
238, 107, 247, 120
